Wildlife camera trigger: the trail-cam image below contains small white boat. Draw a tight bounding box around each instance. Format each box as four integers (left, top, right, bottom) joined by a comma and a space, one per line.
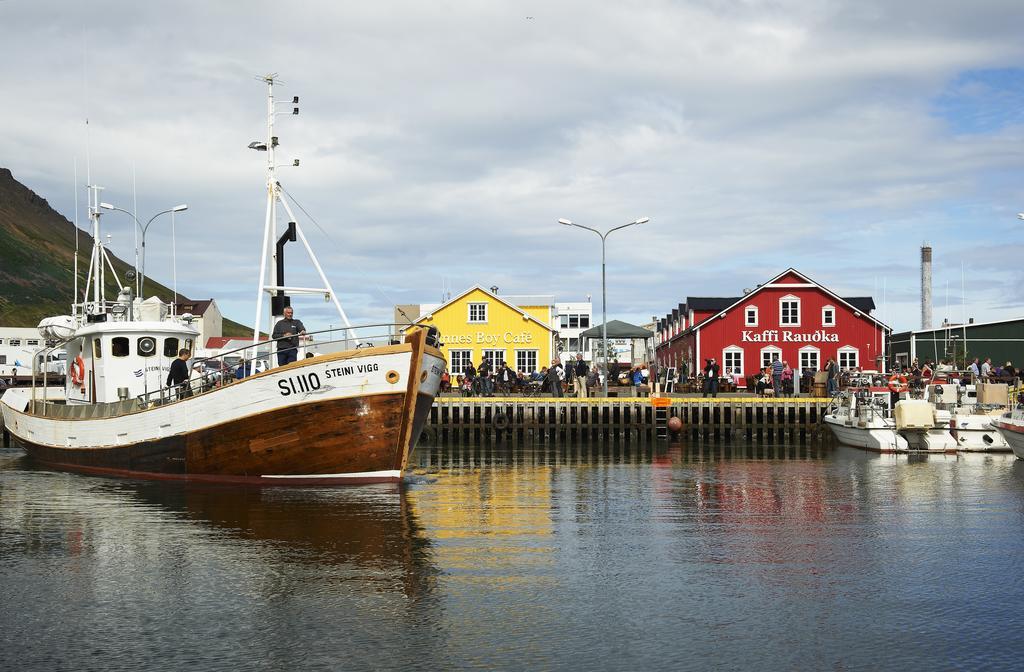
991, 405, 1024, 459
823, 390, 908, 452
926, 382, 1010, 452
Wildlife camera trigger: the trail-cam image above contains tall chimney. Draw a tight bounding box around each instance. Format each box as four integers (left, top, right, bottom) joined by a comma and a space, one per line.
921, 243, 932, 329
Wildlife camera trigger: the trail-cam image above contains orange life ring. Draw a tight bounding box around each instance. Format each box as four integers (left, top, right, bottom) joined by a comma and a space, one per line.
887, 374, 908, 393
70, 355, 86, 387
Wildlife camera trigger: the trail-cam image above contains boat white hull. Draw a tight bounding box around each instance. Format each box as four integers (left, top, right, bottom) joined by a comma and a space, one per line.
991, 417, 1024, 460
950, 415, 1011, 452
823, 415, 908, 452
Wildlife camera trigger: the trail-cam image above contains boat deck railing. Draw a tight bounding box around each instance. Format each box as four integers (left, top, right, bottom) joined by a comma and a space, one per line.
27, 323, 439, 418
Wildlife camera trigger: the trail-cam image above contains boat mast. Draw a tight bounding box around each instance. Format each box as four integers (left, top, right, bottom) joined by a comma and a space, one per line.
250, 74, 356, 357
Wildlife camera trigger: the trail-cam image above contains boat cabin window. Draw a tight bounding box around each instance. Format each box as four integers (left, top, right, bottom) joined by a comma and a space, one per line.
138, 337, 157, 357
112, 337, 130, 357
185, 338, 193, 352
164, 337, 179, 357
93, 338, 102, 359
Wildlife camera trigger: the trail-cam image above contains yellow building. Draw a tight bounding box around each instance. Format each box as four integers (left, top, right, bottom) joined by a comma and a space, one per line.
409, 286, 556, 374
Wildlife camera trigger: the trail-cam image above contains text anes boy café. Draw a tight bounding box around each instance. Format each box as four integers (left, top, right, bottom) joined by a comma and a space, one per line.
656, 269, 890, 382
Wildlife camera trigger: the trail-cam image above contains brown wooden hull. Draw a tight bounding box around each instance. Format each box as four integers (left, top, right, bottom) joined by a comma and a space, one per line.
14, 391, 427, 484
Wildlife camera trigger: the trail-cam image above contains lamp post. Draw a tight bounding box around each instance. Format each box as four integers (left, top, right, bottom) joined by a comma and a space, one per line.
100, 203, 188, 298
558, 216, 649, 396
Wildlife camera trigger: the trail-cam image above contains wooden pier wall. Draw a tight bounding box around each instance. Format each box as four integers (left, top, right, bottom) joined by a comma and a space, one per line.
424, 396, 832, 444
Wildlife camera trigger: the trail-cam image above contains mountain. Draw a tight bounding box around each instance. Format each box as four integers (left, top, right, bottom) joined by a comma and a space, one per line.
0, 168, 251, 336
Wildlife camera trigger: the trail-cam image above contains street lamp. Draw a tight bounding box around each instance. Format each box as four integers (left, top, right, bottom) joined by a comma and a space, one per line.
100, 203, 188, 298
559, 216, 649, 396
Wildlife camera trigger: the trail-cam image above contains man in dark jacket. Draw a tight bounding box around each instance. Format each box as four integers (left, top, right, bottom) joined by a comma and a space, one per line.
167, 348, 192, 399
573, 353, 589, 398
272, 306, 306, 366
702, 358, 720, 398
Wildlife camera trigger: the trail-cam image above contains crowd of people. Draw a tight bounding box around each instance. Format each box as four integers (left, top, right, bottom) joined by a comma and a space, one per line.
442, 354, 607, 398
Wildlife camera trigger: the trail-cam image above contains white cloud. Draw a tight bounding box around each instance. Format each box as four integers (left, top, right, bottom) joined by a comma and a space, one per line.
1, 0, 1022, 334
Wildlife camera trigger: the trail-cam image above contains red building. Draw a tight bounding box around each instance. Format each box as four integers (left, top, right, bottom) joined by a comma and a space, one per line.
656, 269, 889, 384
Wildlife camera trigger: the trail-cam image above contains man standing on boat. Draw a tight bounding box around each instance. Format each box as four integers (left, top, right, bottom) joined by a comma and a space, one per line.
167, 348, 192, 399
273, 306, 306, 366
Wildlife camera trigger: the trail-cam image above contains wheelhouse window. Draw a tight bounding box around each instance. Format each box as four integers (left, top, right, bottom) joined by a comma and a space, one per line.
93, 338, 102, 359
780, 296, 800, 326
449, 349, 472, 375
745, 306, 758, 327
799, 347, 820, 374
822, 306, 836, 327
112, 337, 130, 357
467, 303, 488, 323
838, 347, 859, 370
516, 349, 538, 373
163, 337, 180, 357
138, 337, 157, 357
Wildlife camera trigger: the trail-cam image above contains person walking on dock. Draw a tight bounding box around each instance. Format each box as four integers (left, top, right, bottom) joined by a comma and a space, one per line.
272, 306, 306, 366
826, 357, 839, 396
702, 358, 719, 398
771, 355, 784, 396
573, 353, 588, 398
546, 359, 563, 397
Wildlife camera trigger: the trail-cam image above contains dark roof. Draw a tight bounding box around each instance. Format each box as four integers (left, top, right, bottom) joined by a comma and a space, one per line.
843, 297, 876, 312
580, 320, 654, 339
686, 297, 739, 311
174, 299, 214, 316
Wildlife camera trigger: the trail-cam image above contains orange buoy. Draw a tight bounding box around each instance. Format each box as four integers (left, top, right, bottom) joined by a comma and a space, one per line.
667, 416, 683, 432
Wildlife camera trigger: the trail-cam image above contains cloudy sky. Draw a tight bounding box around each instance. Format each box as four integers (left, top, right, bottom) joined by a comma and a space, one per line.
2, 0, 1023, 335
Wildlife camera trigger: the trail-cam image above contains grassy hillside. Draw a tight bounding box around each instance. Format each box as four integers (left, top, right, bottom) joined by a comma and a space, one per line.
0, 168, 250, 336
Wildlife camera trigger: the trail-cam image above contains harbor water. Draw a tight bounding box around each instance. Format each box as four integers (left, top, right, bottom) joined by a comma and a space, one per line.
2, 440, 1024, 671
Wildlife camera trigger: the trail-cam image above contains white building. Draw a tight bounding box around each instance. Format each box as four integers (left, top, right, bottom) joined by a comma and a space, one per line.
0, 326, 64, 375
173, 299, 223, 348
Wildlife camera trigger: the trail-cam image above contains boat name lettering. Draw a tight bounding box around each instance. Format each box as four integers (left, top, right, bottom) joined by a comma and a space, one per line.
740, 330, 840, 343
278, 372, 322, 396
323, 362, 379, 379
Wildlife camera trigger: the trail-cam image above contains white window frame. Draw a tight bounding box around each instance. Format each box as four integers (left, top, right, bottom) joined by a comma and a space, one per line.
449, 349, 473, 375
515, 349, 538, 373
744, 306, 758, 327
467, 302, 488, 323
779, 294, 800, 326
482, 348, 506, 368
760, 346, 782, 370
723, 346, 743, 378
799, 346, 820, 374
837, 346, 859, 370
821, 305, 836, 328
9, 339, 21, 347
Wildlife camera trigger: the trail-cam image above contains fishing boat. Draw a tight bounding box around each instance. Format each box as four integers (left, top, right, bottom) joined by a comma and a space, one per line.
0, 75, 445, 484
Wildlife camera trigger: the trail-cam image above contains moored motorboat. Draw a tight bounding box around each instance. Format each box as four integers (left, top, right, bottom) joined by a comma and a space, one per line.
991, 405, 1024, 460
823, 389, 908, 452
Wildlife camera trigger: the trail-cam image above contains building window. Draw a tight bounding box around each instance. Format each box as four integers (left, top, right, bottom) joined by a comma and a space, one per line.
483, 348, 506, 367
449, 349, 472, 375
26, 339, 39, 346
163, 337, 179, 357
579, 315, 590, 328
723, 347, 743, 377
559, 313, 590, 329
838, 347, 859, 370
799, 346, 820, 374
468, 302, 488, 323
112, 337, 130, 357
9, 339, 21, 347
760, 346, 782, 370
822, 306, 836, 327
780, 295, 800, 326
745, 306, 758, 327
516, 349, 538, 373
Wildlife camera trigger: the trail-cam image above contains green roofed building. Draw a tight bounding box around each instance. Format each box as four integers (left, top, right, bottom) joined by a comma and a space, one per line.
888, 317, 1024, 369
